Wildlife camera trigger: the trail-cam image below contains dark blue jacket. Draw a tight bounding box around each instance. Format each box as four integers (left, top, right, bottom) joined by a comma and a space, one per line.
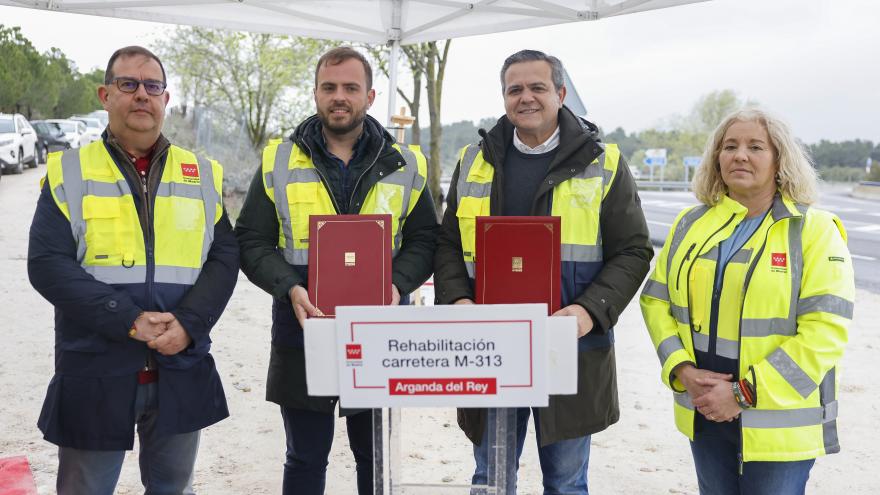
28, 134, 239, 450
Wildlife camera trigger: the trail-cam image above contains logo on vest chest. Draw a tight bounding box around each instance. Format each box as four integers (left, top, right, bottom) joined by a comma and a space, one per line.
770, 252, 788, 273
181, 163, 200, 184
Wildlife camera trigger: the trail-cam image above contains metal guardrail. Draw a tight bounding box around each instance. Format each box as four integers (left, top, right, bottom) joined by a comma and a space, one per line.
635, 180, 692, 191
859, 181, 880, 186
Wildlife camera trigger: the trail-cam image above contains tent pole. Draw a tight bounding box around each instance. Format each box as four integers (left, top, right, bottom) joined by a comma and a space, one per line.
387, 39, 400, 127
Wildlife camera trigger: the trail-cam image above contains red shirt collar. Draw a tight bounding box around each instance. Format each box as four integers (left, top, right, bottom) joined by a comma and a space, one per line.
127, 144, 157, 179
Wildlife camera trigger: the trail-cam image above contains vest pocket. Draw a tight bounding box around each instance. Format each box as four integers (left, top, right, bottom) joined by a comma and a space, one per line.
688, 263, 713, 331
82, 199, 125, 265
456, 198, 487, 260
287, 182, 318, 245
170, 196, 205, 232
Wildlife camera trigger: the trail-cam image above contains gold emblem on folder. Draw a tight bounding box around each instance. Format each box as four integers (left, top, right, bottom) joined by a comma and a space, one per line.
512, 256, 523, 272
345, 252, 356, 267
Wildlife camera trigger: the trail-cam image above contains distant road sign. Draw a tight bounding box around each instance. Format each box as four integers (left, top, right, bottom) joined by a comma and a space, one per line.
683, 156, 702, 167
644, 148, 667, 167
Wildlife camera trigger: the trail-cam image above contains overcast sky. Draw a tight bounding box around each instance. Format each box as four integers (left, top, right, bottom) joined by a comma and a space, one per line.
2, 0, 878, 143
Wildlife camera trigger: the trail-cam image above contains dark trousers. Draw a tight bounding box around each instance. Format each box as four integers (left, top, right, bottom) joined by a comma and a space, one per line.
280, 406, 373, 495
690, 417, 814, 495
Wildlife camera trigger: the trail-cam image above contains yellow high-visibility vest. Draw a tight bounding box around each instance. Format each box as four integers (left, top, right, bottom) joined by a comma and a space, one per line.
454, 143, 620, 279
640, 194, 854, 462
45, 140, 223, 286
261, 139, 427, 265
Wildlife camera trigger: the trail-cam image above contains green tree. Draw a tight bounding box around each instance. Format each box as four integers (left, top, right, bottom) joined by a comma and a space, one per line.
818, 166, 865, 183
155, 27, 327, 155
809, 139, 874, 168
366, 43, 428, 145
605, 127, 644, 159
368, 40, 452, 216
53, 68, 103, 118
0, 25, 38, 114
687, 89, 751, 133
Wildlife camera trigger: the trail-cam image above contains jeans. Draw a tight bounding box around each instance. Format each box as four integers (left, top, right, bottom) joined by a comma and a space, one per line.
471, 408, 590, 495
690, 417, 815, 495
280, 406, 373, 495
57, 382, 200, 495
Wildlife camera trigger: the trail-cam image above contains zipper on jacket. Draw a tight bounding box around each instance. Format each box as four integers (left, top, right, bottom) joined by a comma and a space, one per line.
347, 141, 384, 213
735, 214, 783, 472
675, 243, 697, 291
707, 257, 724, 360
132, 165, 155, 371
683, 213, 735, 334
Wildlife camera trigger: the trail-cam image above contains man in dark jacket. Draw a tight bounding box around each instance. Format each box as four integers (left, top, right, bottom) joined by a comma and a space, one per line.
234, 47, 437, 495
28, 46, 238, 494
434, 49, 652, 493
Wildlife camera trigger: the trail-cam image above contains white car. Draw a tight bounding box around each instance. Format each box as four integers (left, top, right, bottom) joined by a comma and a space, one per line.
85, 110, 109, 127
629, 165, 642, 180
45, 119, 88, 149
70, 116, 104, 144
0, 113, 39, 175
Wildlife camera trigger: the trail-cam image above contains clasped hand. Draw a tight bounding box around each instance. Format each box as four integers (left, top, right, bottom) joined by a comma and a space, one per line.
675, 364, 741, 423
130, 311, 193, 356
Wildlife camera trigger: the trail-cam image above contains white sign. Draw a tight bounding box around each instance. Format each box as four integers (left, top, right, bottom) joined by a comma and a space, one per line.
644, 148, 667, 167
334, 304, 548, 408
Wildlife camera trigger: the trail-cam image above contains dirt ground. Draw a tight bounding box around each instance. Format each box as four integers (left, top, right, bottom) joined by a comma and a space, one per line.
1, 165, 878, 494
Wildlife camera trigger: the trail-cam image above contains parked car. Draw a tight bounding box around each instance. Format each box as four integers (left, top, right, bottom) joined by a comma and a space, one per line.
45, 119, 87, 149
629, 165, 642, 180
0, 113, 38, 175
31, 120, 71, 164
85, 110, 109, 127
70, 116, 103, 144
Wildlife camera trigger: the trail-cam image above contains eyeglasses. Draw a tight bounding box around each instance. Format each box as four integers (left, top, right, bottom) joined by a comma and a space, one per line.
110, 77, 167, 96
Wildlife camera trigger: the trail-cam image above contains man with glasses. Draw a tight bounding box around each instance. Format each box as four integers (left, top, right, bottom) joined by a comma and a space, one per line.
28, 45, 238, 494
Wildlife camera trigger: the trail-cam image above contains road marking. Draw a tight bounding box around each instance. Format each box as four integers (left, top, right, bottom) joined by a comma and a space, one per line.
852, 254, 877, 261
647, 220, 672, 227
641, 200, 694, 210
849, 224, 880, 233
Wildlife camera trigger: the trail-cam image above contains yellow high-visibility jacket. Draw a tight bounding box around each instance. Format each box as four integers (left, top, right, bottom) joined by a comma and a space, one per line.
640, 193, 854, 462
46, 140, 222, 286
261, 139, 427, 267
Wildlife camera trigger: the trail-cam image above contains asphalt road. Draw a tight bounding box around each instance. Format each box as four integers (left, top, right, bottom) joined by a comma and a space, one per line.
639, 186, 880, 293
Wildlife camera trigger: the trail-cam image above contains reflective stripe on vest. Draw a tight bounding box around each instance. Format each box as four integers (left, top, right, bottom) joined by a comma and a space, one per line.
46, 141, 221, 285
673, 391, 838, 429
262, 139, 427, 267
455, 142, 619, 279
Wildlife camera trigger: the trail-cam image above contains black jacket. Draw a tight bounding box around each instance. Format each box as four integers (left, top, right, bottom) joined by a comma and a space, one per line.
29, 133, 238, 449
434, 107, 653, 445
235, 114, 438, 413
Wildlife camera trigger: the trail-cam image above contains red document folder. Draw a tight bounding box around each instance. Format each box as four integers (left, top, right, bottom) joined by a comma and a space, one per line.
475, 216, 561, 315
308, 214, 393, 317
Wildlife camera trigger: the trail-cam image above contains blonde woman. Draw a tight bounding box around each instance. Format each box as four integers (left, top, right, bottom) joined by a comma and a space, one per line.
640, 108, 854, 494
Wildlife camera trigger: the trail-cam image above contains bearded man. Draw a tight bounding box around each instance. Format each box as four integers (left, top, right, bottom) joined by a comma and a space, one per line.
234, 46, 437, 495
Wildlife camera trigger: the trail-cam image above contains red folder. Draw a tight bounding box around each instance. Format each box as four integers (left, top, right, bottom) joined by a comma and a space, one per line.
475, 216, 561, 315
308, 214, 393, 317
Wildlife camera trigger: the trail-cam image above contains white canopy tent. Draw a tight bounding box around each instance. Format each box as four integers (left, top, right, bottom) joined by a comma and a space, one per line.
1, 0, 710, 123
